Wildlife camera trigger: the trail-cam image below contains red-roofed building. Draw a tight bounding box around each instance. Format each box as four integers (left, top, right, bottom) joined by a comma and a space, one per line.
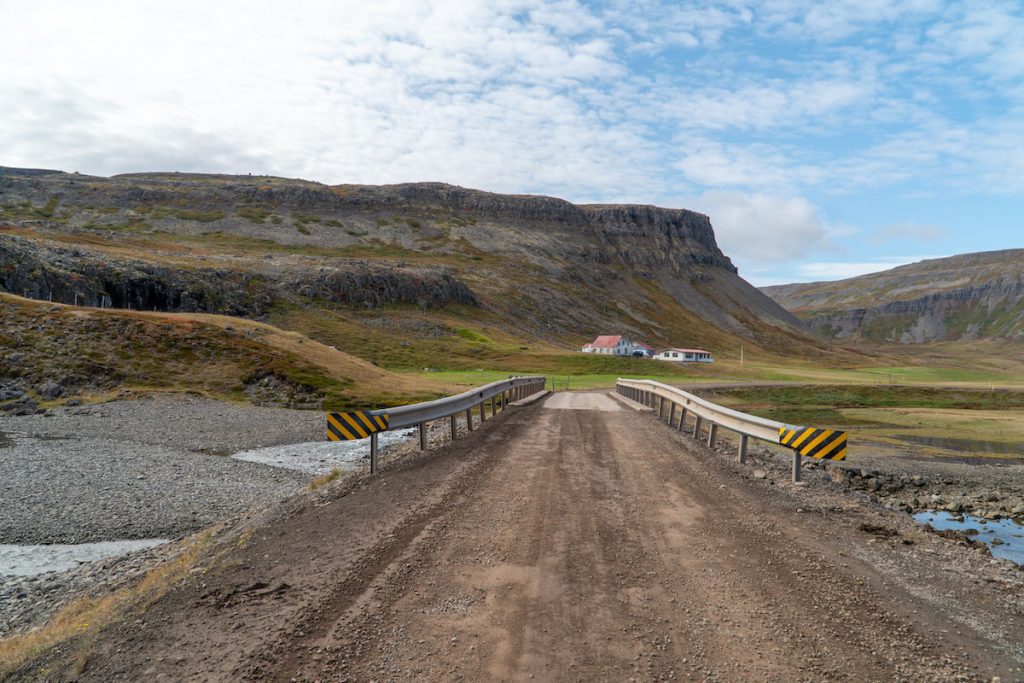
581, 334, 633, 356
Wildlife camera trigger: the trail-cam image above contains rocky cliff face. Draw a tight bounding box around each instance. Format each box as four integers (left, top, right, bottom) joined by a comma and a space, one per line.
762, 251, 1024, 343
0, 166, 814, 353
0, 235, 476, 315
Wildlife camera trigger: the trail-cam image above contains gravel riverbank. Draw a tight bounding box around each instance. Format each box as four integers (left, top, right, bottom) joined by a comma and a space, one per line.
0, 395, 327, 545
0, 396, 319, 638
0, 394, 426, 639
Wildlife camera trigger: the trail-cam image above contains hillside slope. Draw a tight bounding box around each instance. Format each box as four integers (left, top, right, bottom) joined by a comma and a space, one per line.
762, 250, 1024, 343
0, 293, 447, 411
0, 166, 829, 368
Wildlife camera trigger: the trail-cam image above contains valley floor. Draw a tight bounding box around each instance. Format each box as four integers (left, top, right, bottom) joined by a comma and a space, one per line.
12, 392, 1022, 681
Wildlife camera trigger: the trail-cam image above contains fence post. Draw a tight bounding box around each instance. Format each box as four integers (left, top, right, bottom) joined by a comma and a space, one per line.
738, 434, 748, 463
707, 423, 718, 448
370, 432, 379, 474
419, 422, 427, 450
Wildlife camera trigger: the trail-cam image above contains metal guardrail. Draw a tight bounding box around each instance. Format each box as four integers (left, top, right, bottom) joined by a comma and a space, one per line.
616, 379, 845, 482
346, 376, 547, 474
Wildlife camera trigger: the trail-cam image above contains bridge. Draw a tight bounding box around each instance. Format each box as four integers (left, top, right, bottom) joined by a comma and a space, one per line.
72, 385, 1018, 681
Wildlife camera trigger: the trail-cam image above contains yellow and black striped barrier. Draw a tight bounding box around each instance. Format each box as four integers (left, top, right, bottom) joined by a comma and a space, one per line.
779, 426, 847, 461
327, 411, 390, 441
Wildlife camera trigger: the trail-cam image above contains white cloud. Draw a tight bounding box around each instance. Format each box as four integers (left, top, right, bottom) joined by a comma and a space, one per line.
689, 190, 829, 262
795, 256, 941, 281
0, 0, 1021, 278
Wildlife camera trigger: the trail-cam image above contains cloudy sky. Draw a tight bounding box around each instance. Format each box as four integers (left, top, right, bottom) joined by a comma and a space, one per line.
2, 1, 1022, 286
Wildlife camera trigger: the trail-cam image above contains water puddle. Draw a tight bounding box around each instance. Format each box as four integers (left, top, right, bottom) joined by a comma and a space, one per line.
913, 511, 1024, 565
231, 428, 416, 475
0, 539, 169, 576
895, 434, 1024, 458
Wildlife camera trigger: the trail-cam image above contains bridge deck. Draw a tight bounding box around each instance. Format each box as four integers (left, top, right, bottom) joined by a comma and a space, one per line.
66, 393, 1018, 681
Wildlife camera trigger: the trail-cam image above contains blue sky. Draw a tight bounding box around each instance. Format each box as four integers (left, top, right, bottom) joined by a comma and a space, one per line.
2, 0, 1022, 286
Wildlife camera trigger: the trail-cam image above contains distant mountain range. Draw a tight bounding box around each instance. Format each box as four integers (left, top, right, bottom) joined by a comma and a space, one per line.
762, 250, 1024, 343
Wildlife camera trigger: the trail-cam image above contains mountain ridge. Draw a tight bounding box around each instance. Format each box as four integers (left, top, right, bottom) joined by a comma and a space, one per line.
762, 249, 1024, 343
0, 166, 827, 366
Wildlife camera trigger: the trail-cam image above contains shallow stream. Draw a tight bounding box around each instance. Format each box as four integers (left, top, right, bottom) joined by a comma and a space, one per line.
912, 510, 1024, 565
0, 539, 168, 576
231, 428, 417, 475
895, 434, 1024, 457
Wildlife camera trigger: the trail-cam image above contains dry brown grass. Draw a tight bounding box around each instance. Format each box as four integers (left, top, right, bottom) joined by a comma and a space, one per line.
0, 532, 212, 678
308, 468, 343, 491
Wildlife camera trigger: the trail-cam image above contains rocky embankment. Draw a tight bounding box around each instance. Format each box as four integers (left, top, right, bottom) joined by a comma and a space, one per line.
831, 462, 1024, 522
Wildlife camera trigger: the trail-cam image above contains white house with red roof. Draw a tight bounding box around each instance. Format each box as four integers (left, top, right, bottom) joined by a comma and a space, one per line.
654, 348, 714, 363
581, 334, 633, 356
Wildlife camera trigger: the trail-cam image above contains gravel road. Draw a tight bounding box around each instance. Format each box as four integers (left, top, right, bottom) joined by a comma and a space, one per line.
32, 392, 1023, 682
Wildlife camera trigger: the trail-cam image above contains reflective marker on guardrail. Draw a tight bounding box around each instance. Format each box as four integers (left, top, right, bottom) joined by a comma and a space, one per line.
326, 411, 390, 441
324, 376, 547, 476
616, 378, 849, 483
779, 426, 847, 461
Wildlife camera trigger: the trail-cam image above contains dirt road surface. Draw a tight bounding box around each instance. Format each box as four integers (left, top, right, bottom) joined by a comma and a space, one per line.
39, 392, 1022, 681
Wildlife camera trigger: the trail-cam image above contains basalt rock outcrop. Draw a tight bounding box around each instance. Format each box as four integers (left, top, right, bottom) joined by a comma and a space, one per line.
0, 234, 476, 314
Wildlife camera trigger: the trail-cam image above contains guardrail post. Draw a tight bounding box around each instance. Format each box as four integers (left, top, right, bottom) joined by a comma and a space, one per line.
738, 434, 748, 463
707, 423, 718, 448
450, 414, 457, 441
668, 402, 676, 427
693, 415, 702, 439
792, 452, 802, 483
419, 422, 427, 450
370, 432, 379, 474
658, 397, 665, 419
677, 408, 686, 431
466, 408, 474, 431
479, 401, 486, 422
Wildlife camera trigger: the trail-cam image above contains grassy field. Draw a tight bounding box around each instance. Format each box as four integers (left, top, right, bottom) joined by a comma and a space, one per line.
702, 383, 1024, 459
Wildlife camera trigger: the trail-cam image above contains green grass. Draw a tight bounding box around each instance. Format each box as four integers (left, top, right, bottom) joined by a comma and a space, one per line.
0, 197, 61, 221
417, 369, 701, 391
236, 207, 271, 223
702, 384, 1024, 427
172, 209, 225, 222
454, 328, 492, 344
